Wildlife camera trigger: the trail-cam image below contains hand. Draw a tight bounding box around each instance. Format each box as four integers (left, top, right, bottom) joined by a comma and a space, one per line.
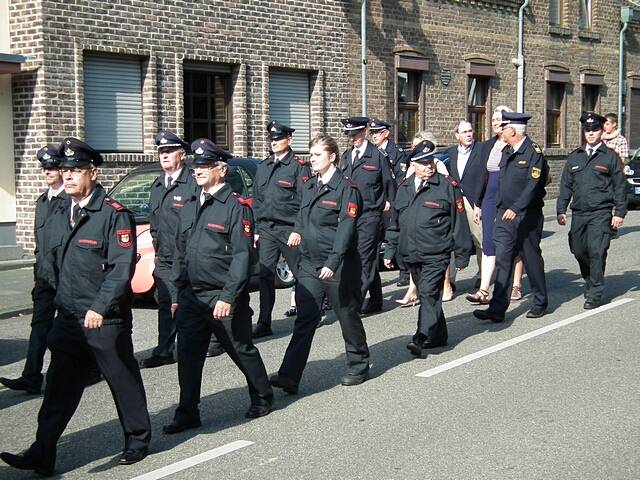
171, 303, 178, 318
253, 234, 260, 248
318, 267, 334, 280
502, 209, 517, 221
557, 214, 567, 226
473, 205, 482, 224
84, 310, 104, 329
456, 267, 465, 272
611, 216, 624, 229
383, 201, 391, 212
213, 300, 232, 320
383, 258, 394, 269
287, 232, 301, 247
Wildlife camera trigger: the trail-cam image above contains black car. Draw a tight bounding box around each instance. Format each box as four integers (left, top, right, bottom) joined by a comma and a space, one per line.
625, 150, 640, 210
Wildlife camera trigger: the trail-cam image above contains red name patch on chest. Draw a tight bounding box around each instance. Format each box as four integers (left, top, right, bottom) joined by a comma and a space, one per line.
424, 200, 441, 208
320, 200, 338, 207
362, 164, 378, 171
277, 179, 294, 187
594, 165, 608, 172
207, 223, 225, 231
172, 202, 184, 208
78, 239, 98, 246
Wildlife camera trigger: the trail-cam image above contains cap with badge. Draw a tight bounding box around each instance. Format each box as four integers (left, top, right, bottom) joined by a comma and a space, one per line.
579, 111, 605, 131
190, 138, 234, 165
409, 140, 436, 163
267, 120, 295, 140
156, 131, 190, 151
368, 117, 391, 132
501, 111, 531, 126
37, 144, 63, 169
59, 137, 103, 168
341, 116, 369, 136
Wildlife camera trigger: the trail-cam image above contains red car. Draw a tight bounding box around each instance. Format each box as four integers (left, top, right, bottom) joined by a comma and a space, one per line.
108, 158, 295, 296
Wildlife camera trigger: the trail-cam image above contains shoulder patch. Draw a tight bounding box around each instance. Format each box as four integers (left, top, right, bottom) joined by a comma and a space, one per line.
444, 175, 459, 188
295, 156, 306, 166
105, 197, 125, 211
532, 142, 543, 154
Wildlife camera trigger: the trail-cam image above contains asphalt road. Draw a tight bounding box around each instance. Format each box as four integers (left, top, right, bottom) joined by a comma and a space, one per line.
1, 211, 639, 479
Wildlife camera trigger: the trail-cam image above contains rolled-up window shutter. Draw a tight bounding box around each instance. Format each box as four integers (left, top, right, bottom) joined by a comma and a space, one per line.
269, 71, 310, 153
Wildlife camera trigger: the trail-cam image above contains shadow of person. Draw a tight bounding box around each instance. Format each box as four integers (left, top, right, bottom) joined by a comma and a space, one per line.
0, 339, 29, 367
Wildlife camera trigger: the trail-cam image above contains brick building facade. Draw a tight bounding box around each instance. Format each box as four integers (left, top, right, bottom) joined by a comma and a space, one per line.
5, 0, 640, 250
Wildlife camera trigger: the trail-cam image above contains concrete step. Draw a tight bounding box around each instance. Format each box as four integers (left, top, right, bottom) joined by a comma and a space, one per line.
0, 245, 25, 261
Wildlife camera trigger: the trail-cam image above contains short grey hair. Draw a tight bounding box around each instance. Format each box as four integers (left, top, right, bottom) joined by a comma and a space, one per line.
511, 123, 527, 135
412, 130, 438, 147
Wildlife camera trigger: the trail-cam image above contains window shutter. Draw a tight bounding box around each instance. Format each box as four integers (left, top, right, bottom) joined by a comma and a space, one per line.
269, 71, 310, 152
84, 56, 143, 152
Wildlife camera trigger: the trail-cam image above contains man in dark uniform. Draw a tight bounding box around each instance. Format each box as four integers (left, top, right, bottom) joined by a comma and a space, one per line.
339, 116, 396, 314
474, 112, 549, 322
0, 146, 67, 394
163, 139, 273, 435
140, 131, 199, 368
252, 120, 311, 339
368, 117, 410, 286
557, 112, 626, 309
384, 141, 473, 358
1, 138, 151, 476
270, 134, 370, 394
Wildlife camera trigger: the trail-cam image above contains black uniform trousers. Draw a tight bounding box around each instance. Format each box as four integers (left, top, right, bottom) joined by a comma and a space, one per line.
152, 261, 176, 358
27, 314, 151, 469
357, 212, 383, 308
569, 212, 612, 302
278, 260, 370, 384
257, 225, 300, 327
490, 208, 548, 314
407, 253, 450, 345
174, 287, 273, 422
21, 283, 56, 384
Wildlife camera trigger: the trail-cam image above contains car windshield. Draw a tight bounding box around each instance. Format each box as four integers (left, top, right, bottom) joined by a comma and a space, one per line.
109, 170, 159, 222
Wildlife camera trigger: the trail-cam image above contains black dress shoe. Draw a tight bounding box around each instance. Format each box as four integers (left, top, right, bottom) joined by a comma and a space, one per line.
406, 342, 428, 359
119, 447, 148, 465
245, 403, 273, 419
0, 451, 54, 477
583, 299, 603, 310
269, 373, 298, 394
526, 306, 547, 318
139, 355, 176, 369
283, 306, 297, 317
206, 344, 225, 358
341, 371, 369, 386
0, 376, 42, 394
421, 340, 447, 349
252, 323, 273, 339
473, 309, 505, 323
162, 418, 202, 435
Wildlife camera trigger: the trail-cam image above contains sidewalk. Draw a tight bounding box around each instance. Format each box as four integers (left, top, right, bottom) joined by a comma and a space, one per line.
0, 203, 563, 320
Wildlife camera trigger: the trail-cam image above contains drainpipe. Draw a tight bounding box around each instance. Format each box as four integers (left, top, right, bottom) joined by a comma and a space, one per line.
619, 9, 630, 133
361, 0, 367, 116
516, 0, 530, 112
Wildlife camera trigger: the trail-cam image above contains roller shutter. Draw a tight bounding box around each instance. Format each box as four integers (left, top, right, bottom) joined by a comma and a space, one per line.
269, 71, 310, 153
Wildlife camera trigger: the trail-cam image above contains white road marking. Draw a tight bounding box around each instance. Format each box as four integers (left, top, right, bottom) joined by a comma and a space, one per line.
416, 298, 634, 379
130, 440, 254, 480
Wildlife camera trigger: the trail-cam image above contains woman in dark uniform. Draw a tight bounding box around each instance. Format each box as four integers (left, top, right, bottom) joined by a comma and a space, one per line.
270, 135, 370, 394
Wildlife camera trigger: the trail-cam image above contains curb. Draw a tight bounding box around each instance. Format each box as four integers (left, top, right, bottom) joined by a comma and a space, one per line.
0, 258, 35, 272
0, 305, 33, 320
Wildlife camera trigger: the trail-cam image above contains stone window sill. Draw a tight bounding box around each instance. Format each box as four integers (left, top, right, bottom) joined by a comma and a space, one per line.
548, 25, 571, 37
578, 30, 601, 42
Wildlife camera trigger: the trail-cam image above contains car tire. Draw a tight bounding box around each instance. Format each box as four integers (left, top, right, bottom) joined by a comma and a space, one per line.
274, 254, 295, 289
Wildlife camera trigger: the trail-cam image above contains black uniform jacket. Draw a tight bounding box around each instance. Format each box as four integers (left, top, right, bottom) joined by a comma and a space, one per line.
384, 173, 473, 269
378, 139, 408, 181
339, 141, 396, 212
46, 185, 137, 323
293, 169, 363, 273
149, 166, 198, 261
446, 141, 485, 207
496, 136, 548, 214
556, 144, 627, 218
253, 149, 311, 234
34, 188, 68, 285
172, 183, 256, 308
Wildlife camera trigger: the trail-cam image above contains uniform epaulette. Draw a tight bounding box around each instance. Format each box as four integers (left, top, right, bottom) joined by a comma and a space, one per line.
345, 176, 358, 188
444, 175, 459, 188
105, 197, 125, 211
234, 193, 252, 206
302, 175, 311, 183
532, 142, 543, 154
294, 156, 306, 166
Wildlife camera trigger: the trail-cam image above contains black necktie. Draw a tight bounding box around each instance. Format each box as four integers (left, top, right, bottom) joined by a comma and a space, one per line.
317, 179, 323, 192
587, 147, 594, 157
202, 192, 212, 204
353, 149, 360, 164
417, 180, 425, 193
166, 176, 173, 189
71, 204, 80, 227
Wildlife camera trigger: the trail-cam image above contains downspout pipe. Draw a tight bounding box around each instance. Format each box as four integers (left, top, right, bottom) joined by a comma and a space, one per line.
516, 0, 530, 113
619, 17, 629, 133
361, 0, 367, 116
